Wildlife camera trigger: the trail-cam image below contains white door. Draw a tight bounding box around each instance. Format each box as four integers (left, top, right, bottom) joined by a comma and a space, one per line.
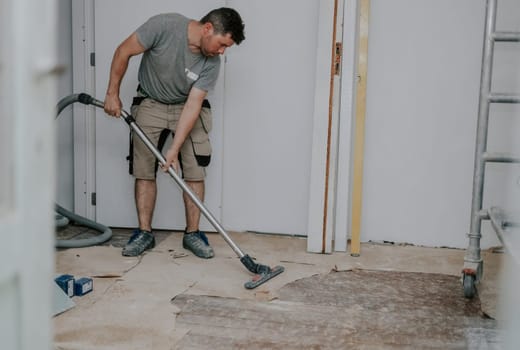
0, 0, 57, 348
92, 0, 225, 230
222, 0, 323, 235
79, 1, 339, 240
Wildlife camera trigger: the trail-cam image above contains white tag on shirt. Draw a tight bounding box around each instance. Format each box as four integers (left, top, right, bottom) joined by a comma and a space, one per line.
185, 68, 199, 81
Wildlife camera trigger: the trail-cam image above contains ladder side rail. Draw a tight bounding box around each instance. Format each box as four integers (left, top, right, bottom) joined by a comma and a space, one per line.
466, 0, 498, 267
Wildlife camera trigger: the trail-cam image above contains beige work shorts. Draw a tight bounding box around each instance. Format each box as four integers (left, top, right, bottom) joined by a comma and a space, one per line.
130, 98, 212, 181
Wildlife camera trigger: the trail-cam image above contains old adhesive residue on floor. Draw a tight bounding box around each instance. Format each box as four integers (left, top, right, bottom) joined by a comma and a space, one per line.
171, 270, 497, 349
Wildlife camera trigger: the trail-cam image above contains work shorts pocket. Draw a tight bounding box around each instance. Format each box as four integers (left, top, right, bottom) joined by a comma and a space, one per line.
190, 108, 212, 167
190, 132, 212, 167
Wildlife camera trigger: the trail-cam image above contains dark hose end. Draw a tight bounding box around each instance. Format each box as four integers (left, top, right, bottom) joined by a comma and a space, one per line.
78, 93, 93, 105
240, 254, 259, 274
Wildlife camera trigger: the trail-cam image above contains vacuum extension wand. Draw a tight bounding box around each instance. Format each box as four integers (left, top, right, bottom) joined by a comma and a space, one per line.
76, 93, 284, 289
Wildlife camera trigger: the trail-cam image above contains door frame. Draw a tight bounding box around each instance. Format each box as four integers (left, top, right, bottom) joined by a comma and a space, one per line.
334, 0, 360, 252
307, 0, 359, 253
72, 0, 96, 220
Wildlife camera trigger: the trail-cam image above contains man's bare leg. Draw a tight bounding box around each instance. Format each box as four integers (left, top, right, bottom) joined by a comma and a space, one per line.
121, 178, 157, 256
183, 180, 204, 232
135, 178, 157, 231
182, 180, 214, 258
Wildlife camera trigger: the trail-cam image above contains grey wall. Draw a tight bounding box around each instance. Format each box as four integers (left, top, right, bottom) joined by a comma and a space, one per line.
56, 0, 74, 210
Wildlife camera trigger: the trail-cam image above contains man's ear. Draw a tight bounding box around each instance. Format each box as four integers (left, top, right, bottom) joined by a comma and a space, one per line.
202, 22, 214, 35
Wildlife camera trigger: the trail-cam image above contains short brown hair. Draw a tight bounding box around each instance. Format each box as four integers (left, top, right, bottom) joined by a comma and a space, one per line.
201, 8, 245, 44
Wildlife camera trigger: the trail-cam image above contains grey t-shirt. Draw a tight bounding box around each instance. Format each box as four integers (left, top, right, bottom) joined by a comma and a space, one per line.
135, 13, 221, 104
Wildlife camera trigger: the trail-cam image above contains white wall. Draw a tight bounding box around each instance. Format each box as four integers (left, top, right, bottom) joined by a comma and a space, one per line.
359, 0, 520, 248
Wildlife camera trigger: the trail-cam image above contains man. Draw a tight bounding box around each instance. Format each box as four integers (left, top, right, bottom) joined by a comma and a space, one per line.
103, 8, 245, 258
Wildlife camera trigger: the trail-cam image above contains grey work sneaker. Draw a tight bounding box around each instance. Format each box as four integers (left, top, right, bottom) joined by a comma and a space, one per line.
183, 231, 214, 259
122, 230, 155, 256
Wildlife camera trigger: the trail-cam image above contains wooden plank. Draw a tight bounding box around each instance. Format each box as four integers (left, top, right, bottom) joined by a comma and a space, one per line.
350, 0, 371, 256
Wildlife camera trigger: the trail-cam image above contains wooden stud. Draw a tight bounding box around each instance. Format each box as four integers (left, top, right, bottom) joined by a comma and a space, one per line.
350, 0, 370, 256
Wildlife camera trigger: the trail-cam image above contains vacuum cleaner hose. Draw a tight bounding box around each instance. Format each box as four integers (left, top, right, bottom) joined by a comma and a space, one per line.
55, 93, 112, 248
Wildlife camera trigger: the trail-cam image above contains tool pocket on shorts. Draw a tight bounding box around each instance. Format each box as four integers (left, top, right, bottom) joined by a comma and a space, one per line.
126, 102, 142, 175
190, 108, 212, 167
190, 133, 211, 167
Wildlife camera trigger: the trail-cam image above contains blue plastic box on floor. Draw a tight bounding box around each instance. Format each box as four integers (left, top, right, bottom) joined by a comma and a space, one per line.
74, 277, 93, 296
54, 274, 75, 297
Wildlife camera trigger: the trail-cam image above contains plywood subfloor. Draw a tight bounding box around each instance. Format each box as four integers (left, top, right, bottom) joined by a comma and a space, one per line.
54, 228, 504, 349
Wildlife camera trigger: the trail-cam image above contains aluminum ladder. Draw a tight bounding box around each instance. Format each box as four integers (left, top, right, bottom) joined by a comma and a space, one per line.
463, 0, 520, 298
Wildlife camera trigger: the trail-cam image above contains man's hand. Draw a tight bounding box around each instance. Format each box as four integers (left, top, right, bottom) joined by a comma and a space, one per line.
104, 93, 122, 117
162, 147, 180, 174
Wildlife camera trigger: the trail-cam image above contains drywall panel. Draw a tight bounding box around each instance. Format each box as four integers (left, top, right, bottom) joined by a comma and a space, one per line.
360, 0, 515, 248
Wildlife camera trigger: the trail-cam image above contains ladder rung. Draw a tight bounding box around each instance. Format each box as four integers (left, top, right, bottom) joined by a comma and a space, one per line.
492, 31, 520, 42
483, 152, 520, 163
478, 209, 490, 220
488, 207, 520, 264
488, 93, 520, 104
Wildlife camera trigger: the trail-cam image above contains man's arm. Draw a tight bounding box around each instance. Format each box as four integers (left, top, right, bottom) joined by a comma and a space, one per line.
104, 32, 146, 117
162, 87, 208, 172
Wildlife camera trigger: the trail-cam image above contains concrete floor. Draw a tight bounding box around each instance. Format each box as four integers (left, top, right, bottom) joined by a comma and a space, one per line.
53, 228, 504, 349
